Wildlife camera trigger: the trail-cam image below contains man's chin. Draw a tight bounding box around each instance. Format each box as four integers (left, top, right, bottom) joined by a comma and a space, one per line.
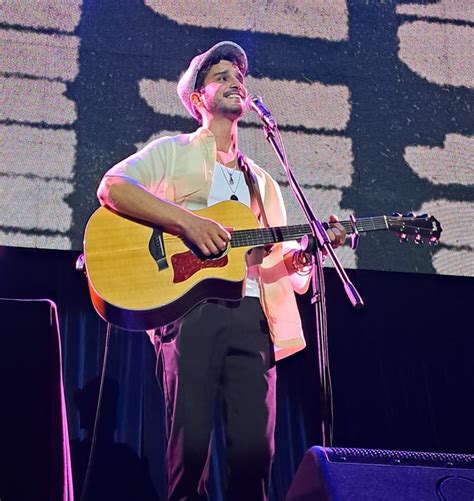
221, 105, 245, 120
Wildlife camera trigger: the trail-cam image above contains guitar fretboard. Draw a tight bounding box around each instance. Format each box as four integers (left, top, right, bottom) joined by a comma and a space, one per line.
231, 216, 389, 248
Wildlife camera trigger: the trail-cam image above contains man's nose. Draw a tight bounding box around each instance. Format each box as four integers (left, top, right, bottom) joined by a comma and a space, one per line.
230, 79, 246, 96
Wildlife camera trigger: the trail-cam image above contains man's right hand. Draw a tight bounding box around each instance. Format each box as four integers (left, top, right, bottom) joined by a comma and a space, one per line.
181, 213, 231, 257
98, 178, 232, 257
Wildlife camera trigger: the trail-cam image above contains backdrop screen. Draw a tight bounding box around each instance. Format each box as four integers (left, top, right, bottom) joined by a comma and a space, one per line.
1, 0, 473, 276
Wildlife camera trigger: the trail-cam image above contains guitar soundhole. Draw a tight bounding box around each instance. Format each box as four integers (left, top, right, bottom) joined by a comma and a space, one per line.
185, 241, 227, 261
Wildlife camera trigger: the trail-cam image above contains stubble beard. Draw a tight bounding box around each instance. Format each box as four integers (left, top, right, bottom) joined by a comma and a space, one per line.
211, 98, 244, 121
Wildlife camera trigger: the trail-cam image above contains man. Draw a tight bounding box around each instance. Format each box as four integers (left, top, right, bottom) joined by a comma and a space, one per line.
97, 41, 345, 500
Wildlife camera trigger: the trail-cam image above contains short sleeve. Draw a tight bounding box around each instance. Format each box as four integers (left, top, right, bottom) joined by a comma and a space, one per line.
104, 136, 173, 193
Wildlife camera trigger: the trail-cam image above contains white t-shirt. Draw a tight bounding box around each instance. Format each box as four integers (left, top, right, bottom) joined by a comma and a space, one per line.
208, 162, 260, 298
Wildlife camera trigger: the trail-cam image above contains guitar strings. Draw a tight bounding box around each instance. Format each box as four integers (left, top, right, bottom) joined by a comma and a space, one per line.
164, 216, 434, 249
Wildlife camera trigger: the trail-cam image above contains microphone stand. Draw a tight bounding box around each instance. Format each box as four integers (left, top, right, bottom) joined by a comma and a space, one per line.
257, 120, 364, 447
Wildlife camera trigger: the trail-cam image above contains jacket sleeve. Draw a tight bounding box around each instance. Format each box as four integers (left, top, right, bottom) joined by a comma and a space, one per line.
261, 170, 312, 295
102, 136, 173, 195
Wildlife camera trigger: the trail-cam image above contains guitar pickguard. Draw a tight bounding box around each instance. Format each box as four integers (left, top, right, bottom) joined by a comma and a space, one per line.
171, 250, 228, 283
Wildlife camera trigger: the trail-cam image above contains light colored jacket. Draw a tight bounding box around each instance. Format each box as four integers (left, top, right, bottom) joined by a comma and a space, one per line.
105, 127, 308, 360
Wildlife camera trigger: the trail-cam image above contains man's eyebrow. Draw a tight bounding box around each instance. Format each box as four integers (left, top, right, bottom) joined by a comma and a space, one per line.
212, 70, 231, 78
211, 69, 244, 81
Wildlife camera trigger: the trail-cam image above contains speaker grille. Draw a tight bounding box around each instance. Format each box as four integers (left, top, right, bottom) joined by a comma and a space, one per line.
325, 447, 474, 468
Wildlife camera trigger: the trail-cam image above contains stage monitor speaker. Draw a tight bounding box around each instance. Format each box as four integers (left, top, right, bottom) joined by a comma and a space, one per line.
286, 446, 474, 501
0, 299, 73, 501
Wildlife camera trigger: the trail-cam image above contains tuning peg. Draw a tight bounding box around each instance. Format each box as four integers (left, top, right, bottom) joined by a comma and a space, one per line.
429, 237, 439, 246
399, 233, 408, 243
414, 234, 423, 245
392, 212, 402, 217
406, 212, 416, 218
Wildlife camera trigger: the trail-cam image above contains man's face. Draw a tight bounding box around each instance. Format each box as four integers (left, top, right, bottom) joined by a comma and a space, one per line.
197, 59, 247, 120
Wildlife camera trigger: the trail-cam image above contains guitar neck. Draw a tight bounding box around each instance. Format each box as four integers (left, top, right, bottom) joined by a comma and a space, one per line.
231, 216, 389, 248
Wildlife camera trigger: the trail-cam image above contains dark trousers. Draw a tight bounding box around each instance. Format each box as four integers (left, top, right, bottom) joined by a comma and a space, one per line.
155, 297, 276, 501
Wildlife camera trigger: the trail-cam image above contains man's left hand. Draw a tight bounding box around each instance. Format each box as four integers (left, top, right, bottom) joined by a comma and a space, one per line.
286, 214, 347, 277
327, 214, 346, 249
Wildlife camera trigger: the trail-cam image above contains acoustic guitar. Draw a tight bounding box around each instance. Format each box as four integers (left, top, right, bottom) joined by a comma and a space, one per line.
83, 200, 442, 330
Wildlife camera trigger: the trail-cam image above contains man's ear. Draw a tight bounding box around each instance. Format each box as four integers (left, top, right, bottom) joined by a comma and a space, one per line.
190, 91, 202, 107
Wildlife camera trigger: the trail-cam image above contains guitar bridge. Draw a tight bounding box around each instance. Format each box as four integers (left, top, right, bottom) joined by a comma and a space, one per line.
149, 229, 168, 271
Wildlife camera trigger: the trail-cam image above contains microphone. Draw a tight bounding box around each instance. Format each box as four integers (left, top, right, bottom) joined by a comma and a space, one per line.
246, 94, 277, 129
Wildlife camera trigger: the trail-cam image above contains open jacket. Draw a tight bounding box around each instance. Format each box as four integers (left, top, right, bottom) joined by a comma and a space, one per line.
105, 127, 309, 360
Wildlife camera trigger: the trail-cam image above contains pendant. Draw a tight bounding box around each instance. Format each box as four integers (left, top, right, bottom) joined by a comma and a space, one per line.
230, 194, 239, 201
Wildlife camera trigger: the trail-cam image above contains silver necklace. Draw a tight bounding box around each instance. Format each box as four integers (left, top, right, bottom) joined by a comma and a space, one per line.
218, 163, 242, 200
216, 152, 241, 200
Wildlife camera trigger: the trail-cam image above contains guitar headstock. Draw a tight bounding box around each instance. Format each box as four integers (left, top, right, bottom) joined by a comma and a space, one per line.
387, 213, 442, 245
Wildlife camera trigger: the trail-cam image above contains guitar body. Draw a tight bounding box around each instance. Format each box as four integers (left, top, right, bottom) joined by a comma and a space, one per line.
84, 201, 258, 330
84, 199, 442, 331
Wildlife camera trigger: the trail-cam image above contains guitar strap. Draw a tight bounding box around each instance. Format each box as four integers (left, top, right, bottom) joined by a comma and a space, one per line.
237, 152, 270, 228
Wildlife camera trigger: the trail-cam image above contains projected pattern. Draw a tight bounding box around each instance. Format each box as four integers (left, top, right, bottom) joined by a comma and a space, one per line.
0, 0, 473, 276
1, 2, 81, 249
